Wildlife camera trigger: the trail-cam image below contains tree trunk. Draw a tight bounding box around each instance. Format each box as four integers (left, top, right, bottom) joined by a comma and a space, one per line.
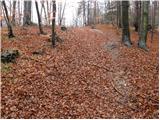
122, 1, 131, 47
2, 1, 15, 38
87, 0, 90, 25
59, 0, 66, 26
138, 1, 149, 51
94, 1, 96, 24
83, 0, 86, 26
134, 1, 140, 32
18, 0, 21, 25
41, 1, 48, 25
117, 1, 122, 28
12, 1, 16, 25
46, 1, 50, 25
151, 1, 157, 43
58, 2, 62, 25
35, 1, 45, 34
23, 1, 32, 26
52, 0, 56, 47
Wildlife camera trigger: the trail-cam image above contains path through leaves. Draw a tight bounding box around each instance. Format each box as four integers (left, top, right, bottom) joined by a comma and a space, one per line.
1, 25, 159, 118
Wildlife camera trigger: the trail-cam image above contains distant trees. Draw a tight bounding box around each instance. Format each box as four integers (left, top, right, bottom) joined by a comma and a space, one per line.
138, 1, 149, 51
2, 0, 15, 38
58, 0, 66, 26
122, 1, 132, 47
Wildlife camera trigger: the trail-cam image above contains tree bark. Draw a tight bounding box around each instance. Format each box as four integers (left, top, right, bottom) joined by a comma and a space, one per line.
122, 1, 131, 47
2, 1, 15, 38
138, 1, 149, 50
52, 0, 56, 47
23, 1, 32, 26
35, 1, 45, 34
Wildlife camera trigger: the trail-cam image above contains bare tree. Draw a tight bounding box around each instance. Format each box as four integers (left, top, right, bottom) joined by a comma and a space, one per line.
12, 1, 16, 25
83, 0, 86, 26
138, 1, 149, 51
58, 1, 62, 25
2, 0, 15, 38
35, 1, 45, 34
151, 1, 157, 43
41, 0, 47, 25
52, 0, 56, 47
59, 0, 66, 26
117, 1, 122, 28
122, 1, 132, 47
87, 0, 90, 25
46, 1, 50, 25
23, 1, 32, 25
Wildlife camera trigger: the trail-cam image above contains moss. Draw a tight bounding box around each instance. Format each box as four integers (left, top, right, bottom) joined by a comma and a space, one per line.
1, 63, 12, 73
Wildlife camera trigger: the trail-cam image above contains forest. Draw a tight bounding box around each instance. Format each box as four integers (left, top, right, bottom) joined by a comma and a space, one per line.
1, 0, 159, 119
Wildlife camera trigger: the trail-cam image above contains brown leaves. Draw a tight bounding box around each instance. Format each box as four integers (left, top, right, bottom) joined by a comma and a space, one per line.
1, 25, 159, 119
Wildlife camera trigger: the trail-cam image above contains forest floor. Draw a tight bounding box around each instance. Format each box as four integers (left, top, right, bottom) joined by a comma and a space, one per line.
1, 24, 159, 119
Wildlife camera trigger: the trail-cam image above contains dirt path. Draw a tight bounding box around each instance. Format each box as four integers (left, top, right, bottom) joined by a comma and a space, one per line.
1, 26, 159, 119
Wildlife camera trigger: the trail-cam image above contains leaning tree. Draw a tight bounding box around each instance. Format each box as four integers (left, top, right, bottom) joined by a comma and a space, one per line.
35, 0, 45, 34
2, 0, 15, 38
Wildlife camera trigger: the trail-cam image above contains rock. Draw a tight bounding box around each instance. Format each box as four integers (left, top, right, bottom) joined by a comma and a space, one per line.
61, 26, 67, 31
1, 50, 20, 63
32, 50, 44, 55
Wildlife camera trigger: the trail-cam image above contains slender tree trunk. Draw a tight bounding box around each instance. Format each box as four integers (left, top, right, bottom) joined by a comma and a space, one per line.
46, 1, 50, 25
12, 1, 16, 25
122, 1, 131, 47
83, 0, 86, 26
23, 1, 32, 26
151, 1, 157, 43
134, 1, 140, 32
87, 0, 90, 25
9, 0, 12, 17
18, 0, 21, 25
117, 1, 122, 28
58, 2, 62, 25
59, 0, 66, 26
138, 2, 141, 35
94, 1, 96, 24
52, 0, 56, 47
138, 1, 149, 51
35, 1, 45, 34
41, 1, 48, 25
116, 1, 121, 27
2, 1, 15, 38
